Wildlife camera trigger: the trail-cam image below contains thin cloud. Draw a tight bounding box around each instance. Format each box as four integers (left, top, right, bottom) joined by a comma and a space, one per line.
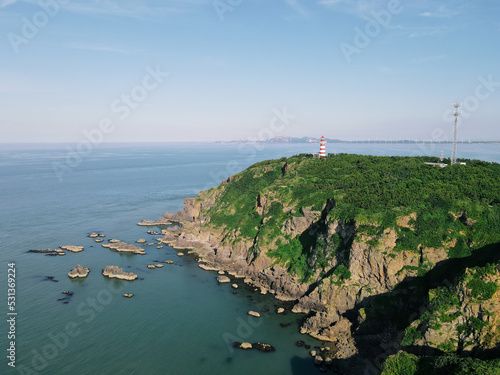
63, 43, 133, 54
414, 54, 447, 64
319, 0, 348, 6
1, 0, 210, 18
284, 0, 310, 18
418, 5, 456, 18
408, 26, 450, 39
0, 0, 18, 7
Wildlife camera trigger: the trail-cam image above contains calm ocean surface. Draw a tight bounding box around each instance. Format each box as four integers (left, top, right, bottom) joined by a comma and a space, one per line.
1, 142, 499, 375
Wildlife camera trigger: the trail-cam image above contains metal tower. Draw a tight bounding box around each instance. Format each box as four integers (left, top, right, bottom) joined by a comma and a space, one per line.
451, 102, 462, 165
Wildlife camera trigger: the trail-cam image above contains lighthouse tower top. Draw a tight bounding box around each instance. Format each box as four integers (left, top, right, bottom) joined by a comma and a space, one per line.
319, 136, 326, 158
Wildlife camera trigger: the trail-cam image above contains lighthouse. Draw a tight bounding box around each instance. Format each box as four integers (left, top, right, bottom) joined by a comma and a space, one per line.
319, 136, 326, 158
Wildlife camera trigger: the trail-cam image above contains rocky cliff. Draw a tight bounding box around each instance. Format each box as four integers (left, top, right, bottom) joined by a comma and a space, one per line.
152, 154, 500, 372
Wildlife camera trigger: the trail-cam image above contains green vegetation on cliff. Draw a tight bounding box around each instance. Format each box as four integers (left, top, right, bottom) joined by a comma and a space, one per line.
381, 351, 500, 375
205, 154, 500, 280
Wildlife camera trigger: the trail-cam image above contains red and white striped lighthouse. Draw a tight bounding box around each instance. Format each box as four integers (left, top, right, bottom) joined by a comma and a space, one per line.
319, 136, 326, 158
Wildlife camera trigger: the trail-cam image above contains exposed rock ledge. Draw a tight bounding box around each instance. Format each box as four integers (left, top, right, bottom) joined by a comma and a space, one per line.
137, 218, 172, 226
68, 265, 89, 278
60, 245, 84, 253
102, 240, 145, 255
102, 266, 138, 280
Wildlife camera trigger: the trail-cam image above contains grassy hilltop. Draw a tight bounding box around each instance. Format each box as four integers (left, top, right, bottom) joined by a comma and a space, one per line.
203, 153, 500, 281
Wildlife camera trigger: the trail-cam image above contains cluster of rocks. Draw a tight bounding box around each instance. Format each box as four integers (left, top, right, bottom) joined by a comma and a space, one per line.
123, 293, 134, 298
68, 265, 90, 279
233, 342, 276, 352
102, 240, 145, 255
102, 266, 138, 281
89, 233, 105, 238
147, 264, 164, 269
309, 347, 334, 370
29, 249, 66, 256
58, 291, 73, 304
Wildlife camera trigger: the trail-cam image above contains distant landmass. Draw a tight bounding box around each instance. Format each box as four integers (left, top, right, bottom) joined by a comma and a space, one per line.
216, 136, 500, 144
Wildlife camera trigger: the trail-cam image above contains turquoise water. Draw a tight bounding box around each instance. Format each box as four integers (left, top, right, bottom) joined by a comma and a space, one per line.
1, 142, 499, 375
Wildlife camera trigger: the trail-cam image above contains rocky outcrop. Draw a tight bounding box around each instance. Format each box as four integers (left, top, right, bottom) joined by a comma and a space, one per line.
102, 266, 138, 281
29, 249, 66, 256
233, 342, 276, 352
408, 264, 500, 354
147, 198, 201, 224
60, 245, 84, 253
102, 240, 145, 255
217, 275, 230, 283
68, 265, 89, 278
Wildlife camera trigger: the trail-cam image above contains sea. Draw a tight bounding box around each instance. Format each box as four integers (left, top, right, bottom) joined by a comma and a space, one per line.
1, 142, 499, 375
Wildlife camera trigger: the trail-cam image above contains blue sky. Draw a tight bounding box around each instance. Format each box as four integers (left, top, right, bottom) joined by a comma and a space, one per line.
1, 0, 499, 142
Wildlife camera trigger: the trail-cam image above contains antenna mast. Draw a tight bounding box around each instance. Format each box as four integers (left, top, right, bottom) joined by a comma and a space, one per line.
451, 102, 462, 165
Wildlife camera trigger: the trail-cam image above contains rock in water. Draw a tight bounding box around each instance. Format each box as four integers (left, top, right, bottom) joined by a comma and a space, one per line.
60, 245, 84, 253
102, 266, 138, 281
102, 240, 145, 255
239, 342, 253, 350
248, 311, 261, 318
68, 265, 90, 279
217, 276, 230, 283
277, 308, 285, 314
252, 343, 276, 352
136, 239, 146, 243
123, 293, 134, 298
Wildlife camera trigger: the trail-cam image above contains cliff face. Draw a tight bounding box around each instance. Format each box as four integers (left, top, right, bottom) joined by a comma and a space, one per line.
407, 264, 500, 354
155, 154, 500, 369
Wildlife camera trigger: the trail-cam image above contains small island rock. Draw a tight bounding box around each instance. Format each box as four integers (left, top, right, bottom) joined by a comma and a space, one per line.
68, 265, 89, 279
248, 311, 261, 318
60, 245, 84, 253
102, 266, 137, 281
